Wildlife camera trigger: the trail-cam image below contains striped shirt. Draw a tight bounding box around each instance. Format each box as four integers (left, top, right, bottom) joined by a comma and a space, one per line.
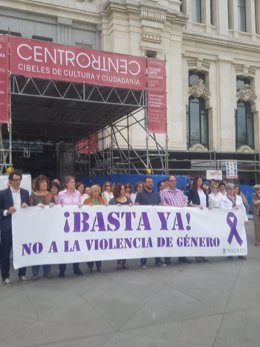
160, 187, 188, 207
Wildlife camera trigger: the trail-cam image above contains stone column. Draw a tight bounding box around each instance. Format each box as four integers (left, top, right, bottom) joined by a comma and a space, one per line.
215, 0, 229, 36
57, 17, 72, 44
246, 0, 256, 38
229, 0, 239, 38
253, 71, 260, 151
167, 31, 186, 150
202, 0, 211, 33
182, 0, 192, 29
182, 0, 191, 17
217, 57, 236, 152
256, 0, 260, 34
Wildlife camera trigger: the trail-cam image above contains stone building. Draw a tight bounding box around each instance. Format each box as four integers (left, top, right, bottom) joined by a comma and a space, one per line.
0, 0, 259, 183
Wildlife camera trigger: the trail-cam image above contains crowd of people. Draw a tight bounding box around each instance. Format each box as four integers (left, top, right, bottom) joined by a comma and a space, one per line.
0, 170, 259, 286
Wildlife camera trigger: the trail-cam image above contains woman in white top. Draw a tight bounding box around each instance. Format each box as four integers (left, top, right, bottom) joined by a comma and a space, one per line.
219, 183, 248, 221
188, 176, 208, 209
188, 176, 209, 262
124, 183, 136, 204
209, 183, 223, 208
102, 181, 114, 204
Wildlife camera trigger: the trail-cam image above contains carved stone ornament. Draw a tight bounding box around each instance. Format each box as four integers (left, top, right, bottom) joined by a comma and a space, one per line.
188, 79, 210, 100
140, 8, 166, 23
189, 144, 207, 152
237, 145, 254, 153
236, 84, 257, 103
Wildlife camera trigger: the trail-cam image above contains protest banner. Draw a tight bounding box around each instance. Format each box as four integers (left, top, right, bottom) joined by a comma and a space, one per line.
12, 205, 247, 269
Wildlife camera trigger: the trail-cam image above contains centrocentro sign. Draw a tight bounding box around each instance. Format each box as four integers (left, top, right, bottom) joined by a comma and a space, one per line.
10, 36, 146, 90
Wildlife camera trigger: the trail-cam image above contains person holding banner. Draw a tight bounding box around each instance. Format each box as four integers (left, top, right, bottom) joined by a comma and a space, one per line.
50, 180, 60, 205
219, 181, 226, 195
83, 185, 106, 272
29, 175, 53, 280
219, 183, 248, 220
188, 176, 209, 210
220, 183, 248, 259
58, 176, 83, 277
109, 183, 132, 270
235, 185, 249, 211
160, 175, 191, 265
102, 181, 114, 204
135, 176, 162, 268
76, 181, 86, 204
131, 181, 143, 204
209, 183, 222, 208
124, 183, 136, 204
0, 171, 29, 285
188, 176, 209, 263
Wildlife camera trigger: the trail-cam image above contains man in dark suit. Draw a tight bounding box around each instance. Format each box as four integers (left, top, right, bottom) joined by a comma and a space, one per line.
0, 171, 29, 285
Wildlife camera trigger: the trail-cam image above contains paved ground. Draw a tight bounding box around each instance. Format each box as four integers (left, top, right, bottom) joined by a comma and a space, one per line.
0, 221, 259, 347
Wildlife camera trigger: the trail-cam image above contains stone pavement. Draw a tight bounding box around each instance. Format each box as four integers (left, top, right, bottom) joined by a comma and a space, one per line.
0, 221, 260, 347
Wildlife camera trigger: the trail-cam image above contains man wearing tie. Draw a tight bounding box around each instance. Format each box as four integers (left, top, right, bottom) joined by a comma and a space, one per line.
0, 171, 29, 285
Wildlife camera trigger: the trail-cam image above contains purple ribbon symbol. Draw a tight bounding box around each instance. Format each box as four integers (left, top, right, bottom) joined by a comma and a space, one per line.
226, 212, 243, 246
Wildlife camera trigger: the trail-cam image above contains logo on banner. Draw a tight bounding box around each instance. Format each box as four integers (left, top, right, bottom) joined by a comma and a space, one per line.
226, 212, 243, 246
223, 211, 246, 256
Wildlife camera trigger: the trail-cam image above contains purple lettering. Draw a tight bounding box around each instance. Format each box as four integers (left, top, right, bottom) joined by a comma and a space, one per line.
32, 242, 43, 254
22, 243, 32, 256
48, 241, 58, 253
64, 211, 70, 232
172, 212, 184, 231
80, 212, 90, 231
90, 212, 106, 232
107, 212, 120, 231
157, 212, 170, 230
124, 211, 135, 230
99, 239, 108, 250
157, 237, 166, 247
136, 212, 151, 231
166, 237, 174, 247
85, 239, 94, 251
73, 212, 81, 232
133, 238, 141, 248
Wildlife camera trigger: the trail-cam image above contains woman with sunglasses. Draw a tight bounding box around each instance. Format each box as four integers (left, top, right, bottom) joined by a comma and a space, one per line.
102, 181, 114, 204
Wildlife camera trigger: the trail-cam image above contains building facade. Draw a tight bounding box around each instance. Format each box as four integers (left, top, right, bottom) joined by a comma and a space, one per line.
0, 0, 260, 183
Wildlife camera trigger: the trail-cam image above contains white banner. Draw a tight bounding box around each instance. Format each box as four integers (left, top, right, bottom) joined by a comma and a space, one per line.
206, 170, 223, 180
12, 205, 248, 269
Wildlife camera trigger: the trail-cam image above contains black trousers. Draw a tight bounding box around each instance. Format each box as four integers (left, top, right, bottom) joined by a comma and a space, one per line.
87, 261, 102, 269
59, 263, 80, 274
0, 232, 26, 280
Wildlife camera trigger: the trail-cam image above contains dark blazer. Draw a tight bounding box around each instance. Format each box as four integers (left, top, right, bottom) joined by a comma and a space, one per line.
188, 189, 209, 207
0, 187, 29, 233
